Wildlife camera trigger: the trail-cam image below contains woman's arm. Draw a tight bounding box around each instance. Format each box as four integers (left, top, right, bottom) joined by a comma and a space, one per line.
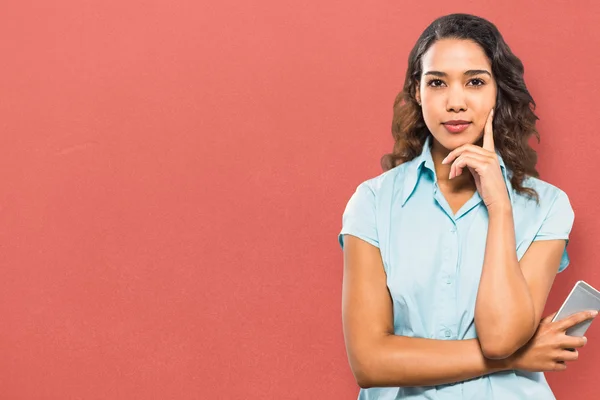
441, 113, 573, 361
341, 234, 509, 388
474, 205, 566, 359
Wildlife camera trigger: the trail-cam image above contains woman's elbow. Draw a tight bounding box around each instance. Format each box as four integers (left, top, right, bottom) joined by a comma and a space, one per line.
357, 376, 375, 389
479, 329, 534, 360
348, 346, 390, 388
348, 336, 407, 388
355, 369, 389, 389
350, 358, 376, 388
478, 318, 537, 359
479, 339, 517, 360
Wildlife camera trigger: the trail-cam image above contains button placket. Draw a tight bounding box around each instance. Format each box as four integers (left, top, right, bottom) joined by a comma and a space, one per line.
439, 223, 459, 339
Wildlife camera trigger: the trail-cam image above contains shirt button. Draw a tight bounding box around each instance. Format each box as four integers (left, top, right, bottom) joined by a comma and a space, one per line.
446, 278, 452, 284
444, 329, 452, 338
450, 228, 456, 233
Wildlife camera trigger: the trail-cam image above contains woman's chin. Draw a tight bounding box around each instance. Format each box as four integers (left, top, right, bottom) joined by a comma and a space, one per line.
435, 132, 481, 150
435, 133, 466, 151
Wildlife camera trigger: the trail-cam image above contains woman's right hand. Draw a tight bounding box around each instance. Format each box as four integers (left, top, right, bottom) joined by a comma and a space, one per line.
508, 310, 597, 372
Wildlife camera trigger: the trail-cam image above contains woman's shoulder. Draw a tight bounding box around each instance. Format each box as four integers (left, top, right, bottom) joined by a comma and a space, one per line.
512, 175, 574, 226
339, 165, 415, 249
351, 161, 419, 196
513, 176, 575, 270
518, 175, 571, 206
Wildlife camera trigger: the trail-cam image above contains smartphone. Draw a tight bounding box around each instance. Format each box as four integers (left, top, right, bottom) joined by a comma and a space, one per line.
551, 280, 600, 336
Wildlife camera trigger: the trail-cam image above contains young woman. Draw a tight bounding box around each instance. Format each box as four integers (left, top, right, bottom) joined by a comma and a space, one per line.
338, 13, 596, 399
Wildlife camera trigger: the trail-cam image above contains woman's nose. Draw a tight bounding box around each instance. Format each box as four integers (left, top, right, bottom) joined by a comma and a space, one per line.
446, 87, 467, 112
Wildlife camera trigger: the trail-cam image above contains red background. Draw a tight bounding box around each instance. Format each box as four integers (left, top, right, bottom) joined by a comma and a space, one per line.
0, 1, 598, 399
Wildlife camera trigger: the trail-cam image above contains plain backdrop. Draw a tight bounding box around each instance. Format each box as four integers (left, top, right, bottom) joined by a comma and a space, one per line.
0, 0, 599, 399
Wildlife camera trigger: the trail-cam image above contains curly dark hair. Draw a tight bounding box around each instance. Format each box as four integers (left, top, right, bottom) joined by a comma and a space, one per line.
381, 13, 540, 202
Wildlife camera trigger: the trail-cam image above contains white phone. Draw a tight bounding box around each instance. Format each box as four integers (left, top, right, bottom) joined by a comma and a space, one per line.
551, 280, 600, 336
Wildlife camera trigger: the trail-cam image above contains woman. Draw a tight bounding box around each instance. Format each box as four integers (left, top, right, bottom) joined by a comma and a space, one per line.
338, 13, 596, 399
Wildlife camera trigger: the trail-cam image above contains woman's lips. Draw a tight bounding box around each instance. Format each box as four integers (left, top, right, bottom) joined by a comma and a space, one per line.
443, 123, 471, 133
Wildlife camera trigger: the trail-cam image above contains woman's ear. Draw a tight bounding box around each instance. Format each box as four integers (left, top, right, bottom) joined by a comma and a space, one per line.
414, 81, 421, 105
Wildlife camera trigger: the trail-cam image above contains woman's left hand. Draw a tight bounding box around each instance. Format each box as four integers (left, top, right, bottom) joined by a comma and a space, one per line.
441, 108, 511, 212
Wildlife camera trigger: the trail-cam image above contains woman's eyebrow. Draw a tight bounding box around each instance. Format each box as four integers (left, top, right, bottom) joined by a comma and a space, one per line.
423, 69, 492, 77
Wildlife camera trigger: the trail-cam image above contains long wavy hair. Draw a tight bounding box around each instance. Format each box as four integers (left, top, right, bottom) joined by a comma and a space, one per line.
381, 13, 540, 201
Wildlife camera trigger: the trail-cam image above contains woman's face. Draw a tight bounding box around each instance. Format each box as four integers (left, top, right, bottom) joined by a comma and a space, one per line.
415, 39, 497, 151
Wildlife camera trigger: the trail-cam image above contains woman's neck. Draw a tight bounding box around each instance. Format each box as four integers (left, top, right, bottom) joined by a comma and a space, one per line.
430, 139, 477, 193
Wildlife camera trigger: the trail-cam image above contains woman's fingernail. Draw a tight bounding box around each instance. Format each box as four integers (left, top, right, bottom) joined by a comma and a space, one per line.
583, 336, 588, 344
591, 310, 598, 317
442, 157, 448, 164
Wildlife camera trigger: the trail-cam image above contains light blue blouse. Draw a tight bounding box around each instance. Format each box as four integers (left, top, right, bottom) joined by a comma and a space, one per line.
338, 134, 575, 400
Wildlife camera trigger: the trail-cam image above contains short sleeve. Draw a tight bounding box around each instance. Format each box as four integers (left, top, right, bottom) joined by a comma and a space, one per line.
338, 182, 379, 250
534, 190, 575, 273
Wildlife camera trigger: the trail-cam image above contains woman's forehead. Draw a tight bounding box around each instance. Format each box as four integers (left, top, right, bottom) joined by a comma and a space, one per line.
422, 39, 491, 74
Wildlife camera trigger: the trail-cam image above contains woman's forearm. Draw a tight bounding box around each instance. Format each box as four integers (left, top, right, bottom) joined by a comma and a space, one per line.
359, 335, 509, 388
474, 205, 536, 359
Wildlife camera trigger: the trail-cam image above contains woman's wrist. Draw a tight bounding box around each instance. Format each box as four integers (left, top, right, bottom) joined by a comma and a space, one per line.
486, 200, 513, 217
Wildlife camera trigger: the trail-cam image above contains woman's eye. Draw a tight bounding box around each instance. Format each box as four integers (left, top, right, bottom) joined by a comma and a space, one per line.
468, 78, 485, 86
426, 78, 486, 88
427, 79, 444, 87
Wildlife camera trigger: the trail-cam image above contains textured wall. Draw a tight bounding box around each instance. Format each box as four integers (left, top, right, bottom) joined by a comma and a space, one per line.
0, 1, 598, 398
